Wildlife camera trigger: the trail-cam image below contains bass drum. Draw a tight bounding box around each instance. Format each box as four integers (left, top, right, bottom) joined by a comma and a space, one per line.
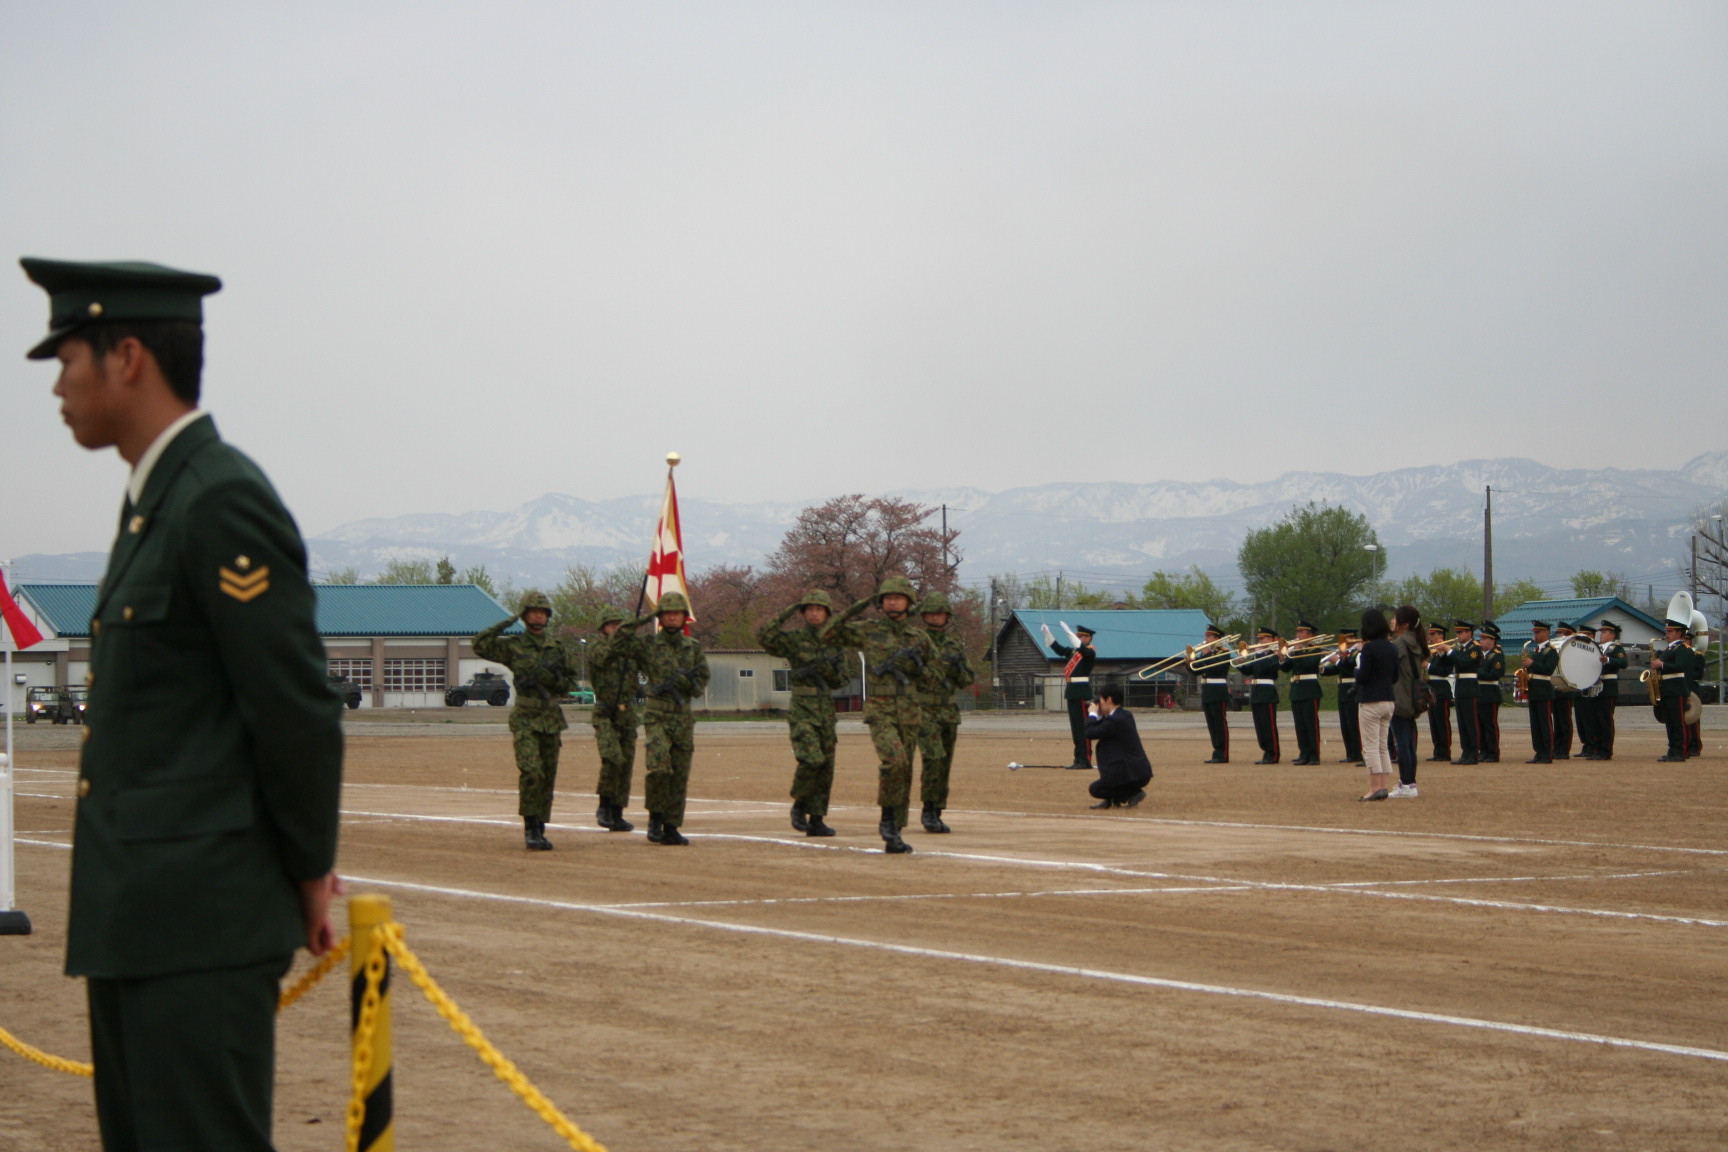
1686, 692, 1704, 725
1551, 636, 1603, 694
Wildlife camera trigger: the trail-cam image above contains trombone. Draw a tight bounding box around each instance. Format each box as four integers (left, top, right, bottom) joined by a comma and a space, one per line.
1228, 633, 1335, 668
1134, 634, 1239, 680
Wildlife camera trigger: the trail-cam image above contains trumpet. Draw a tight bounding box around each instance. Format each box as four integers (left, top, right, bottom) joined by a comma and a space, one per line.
1135, 634, 1239, 679
1318, 640, 1361, 668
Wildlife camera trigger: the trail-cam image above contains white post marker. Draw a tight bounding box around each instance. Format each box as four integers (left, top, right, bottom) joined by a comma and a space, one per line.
1, 643, 30, 934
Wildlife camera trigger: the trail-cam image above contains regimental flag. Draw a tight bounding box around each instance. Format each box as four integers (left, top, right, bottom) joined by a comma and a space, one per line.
644, 458, 694, 634
0, 571, 44, 651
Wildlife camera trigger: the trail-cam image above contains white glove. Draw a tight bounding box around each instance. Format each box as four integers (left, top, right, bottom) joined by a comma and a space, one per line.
1039, 623, 1054, 645
1060, 621, 1081, 647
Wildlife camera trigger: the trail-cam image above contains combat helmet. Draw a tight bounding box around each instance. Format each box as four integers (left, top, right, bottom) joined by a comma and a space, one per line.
655, 590, 691, 614
596, 606, 628, 628
875, 575, 917, 606
919, 591, 953, 615
519, 590, 553, 618
795, 589, 835, 612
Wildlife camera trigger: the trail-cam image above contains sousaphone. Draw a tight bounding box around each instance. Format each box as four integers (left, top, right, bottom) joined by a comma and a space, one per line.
1688, 607, 1710, 724
1644, 592, 1693, 718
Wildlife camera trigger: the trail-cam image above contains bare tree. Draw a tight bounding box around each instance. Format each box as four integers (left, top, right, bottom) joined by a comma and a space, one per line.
764, 494, 960, 608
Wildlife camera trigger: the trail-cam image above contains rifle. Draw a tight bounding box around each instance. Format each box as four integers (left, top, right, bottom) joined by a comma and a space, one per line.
791, 650, 847, 688
869, 644, 927, 690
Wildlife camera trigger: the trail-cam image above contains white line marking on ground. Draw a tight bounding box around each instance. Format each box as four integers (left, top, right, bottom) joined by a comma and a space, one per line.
346, 873, 1728, 1066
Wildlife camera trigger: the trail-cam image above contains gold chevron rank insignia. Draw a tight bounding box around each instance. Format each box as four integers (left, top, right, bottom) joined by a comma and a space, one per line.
219, 563, 271, 602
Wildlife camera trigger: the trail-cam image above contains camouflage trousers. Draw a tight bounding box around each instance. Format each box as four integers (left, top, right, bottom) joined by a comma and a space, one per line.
785, 693, 838, 818
591, 701, 638, 808
864, 695, 922, 827
510, 725, 562, 820
917, 702, 960, 808
644, 706, 696, 828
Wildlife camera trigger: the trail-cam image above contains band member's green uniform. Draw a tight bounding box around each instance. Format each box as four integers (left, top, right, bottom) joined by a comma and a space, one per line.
474, 590, 580, 850
1239, 631, 1283, 764
1424, 628, 1454, 761
588, 606, 643, 832
1321, 634, 1362, 763
1190, 625, 1231, 763
1281, 622, 1324, 764
757, 591, 850, 837
626, 592, 710, 844
915, 592, 974, 833
23, 257, 344, 1152
1652, 620, 1692, 761
1550, 624, 1580, 758
1047, 623, 1098, 769
1450, 621, 1482, 763
1579, 623, 1627, 760
823, 576, 935, 854
1476, 624, 1505, 761
1522, 623, 1559, 763
1681, 635, 1705, 757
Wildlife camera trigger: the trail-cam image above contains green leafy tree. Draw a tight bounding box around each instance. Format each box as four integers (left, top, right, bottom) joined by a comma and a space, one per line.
1493, 579, 1547, 617
375, 558, 436, 585
1140, 567, 1236, 623
319, 566, 360, 585
1237, 502, 1380, 634
435, 556, 457, 585
458, 564, 496, 596
1569, 569, 1626, 599
1385, 567, 1485, 627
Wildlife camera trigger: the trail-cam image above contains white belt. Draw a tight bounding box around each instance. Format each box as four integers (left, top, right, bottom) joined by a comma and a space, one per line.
1293, 674, 1318, 681
1530, 674, 1551, 681
1068, 676, 1089, 683
1202, 678, 1228, 685
1661, 672, 1684, 680
1456, 673, 1477, 679
1253, 678, 1275, 685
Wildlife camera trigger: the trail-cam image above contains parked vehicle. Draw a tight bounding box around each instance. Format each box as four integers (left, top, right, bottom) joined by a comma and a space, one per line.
567, 684, 596, 705
328, 673, 363, 710
25, 686, 80, 725
445, 671, 511, 707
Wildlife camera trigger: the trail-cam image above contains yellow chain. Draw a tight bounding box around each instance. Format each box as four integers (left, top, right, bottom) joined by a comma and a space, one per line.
346, 935, 386, 1152
378, 922, 611, 1152
2, 940, 352, 1080
0, 1024, 93, 1077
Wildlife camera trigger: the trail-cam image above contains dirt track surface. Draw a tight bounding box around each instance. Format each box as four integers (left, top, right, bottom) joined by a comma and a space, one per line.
4, 709, 1727, 1151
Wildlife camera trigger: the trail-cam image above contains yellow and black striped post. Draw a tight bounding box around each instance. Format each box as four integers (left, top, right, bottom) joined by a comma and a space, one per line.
350, 894, 395, 1152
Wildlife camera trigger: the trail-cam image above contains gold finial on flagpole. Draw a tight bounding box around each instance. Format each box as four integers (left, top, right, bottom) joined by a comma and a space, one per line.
666, 451, 681, 468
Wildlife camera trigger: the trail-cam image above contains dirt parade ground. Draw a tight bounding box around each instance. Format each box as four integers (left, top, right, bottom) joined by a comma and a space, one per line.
3, 706, 1726, 1152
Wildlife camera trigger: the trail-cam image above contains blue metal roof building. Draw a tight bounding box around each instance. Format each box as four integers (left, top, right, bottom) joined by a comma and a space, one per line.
1003, 608, 1213, 662
1492, 597, 1664, 649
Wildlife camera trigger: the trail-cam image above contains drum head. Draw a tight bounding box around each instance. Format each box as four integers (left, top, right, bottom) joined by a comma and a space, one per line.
1686, 692, 1703, 724
1557, 637, 1603, 692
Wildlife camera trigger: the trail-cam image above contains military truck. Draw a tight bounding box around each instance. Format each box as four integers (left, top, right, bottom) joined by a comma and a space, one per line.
445, 670, 511, 707
25, 685, 80, 724
327, 672, 364, 710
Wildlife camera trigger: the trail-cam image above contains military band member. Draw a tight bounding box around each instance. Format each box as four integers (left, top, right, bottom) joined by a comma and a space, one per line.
757, 590, 850, 837
1522, 620, 1559, 763
1450, 620, 1482, 764
915, 591, 974, 833
475, 590, 582, 850
1045, 621, 1099, 770
1681, 628, 1705, 758
24, 256, 344, 1151
1282, 620, 1325, 764
824, 576, 936, 853
1190, 623, 1231, 763
1651, 618, 1692, 761
1238, 627, 1284, 764
1424, 624, 1454, 761
1579, 621, 1628, 760
588, 606, 642, 833
627, 592, 711, 845
1476, 622, 1505, 761
1550, 622, 1579, 759
1320, 630, 1363, 763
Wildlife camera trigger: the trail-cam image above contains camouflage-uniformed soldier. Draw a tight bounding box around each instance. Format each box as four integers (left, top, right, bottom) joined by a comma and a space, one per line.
589, 606, 642, 832
757, 590, 850, 837
626, 591, 711, 845
822, 575, 935, 854
916, 591, 974, 833
473, 590, 580, 850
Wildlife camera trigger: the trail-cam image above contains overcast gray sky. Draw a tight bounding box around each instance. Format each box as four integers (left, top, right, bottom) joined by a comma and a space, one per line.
4, 1, 1724, 557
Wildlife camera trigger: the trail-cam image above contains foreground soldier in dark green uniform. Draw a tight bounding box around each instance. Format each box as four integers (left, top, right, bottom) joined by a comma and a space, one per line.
915, 591, 974, 833
823, 576, 934, 854
758, 590, 850, 836
627, 591, 710, 844
1281, 620, 1324, 764
1476, 622, 1505, 762
473, 591, 580, 850
588, 606, 642, 832
24, 256, 343, 1152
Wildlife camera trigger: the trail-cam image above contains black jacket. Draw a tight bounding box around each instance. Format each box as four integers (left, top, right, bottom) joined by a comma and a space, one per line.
1084, 707, 1153, 790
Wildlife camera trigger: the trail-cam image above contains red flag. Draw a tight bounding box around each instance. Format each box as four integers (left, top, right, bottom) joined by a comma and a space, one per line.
643, 458, 694, 633
0, 571, 44, 651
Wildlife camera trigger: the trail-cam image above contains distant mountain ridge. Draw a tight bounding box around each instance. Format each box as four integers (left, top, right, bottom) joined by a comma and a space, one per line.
13, 454, 1725, 595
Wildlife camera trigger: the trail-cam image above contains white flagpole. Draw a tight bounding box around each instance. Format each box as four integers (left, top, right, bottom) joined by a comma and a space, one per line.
1, 563, 30, 931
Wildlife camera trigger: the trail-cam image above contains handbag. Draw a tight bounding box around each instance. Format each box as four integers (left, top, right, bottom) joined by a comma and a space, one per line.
1410, 648, 1434, 718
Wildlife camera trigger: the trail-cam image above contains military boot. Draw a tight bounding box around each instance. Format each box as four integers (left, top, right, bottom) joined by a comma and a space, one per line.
659, 824, 689, 846
880, 807, 913, 854
525, 818, 553, 851
646, 813, 665, 844
805, 814, 835, 837
920, 804, 950, 834
789, 800, 810, 832
605, 804, 634, 833
595, 803, 610, 829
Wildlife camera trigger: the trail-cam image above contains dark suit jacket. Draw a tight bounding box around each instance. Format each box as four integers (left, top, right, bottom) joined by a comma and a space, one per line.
69, 415, 343, 979
1084, 707, 1153, 790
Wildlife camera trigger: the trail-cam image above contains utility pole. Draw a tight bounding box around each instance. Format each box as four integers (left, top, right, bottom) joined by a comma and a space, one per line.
941, 504, 950, 572
1482, 485, 1494, 622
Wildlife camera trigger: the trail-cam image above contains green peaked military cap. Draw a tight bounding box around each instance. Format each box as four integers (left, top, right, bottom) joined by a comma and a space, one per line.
20, 257, 222, 360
